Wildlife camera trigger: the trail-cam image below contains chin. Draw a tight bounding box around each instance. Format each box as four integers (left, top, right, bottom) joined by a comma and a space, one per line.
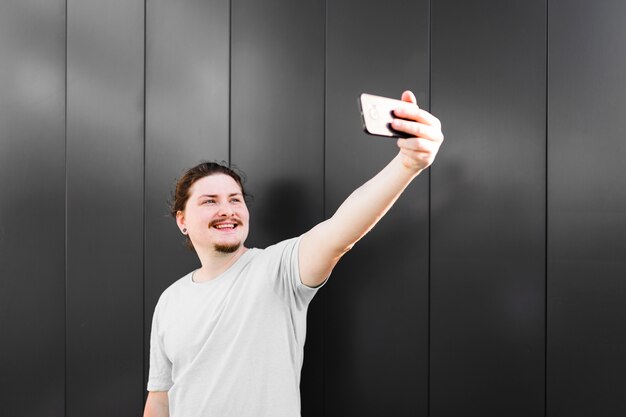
214, 242, 241, 254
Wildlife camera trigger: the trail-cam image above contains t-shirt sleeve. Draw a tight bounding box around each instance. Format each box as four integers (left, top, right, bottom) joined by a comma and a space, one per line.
267, 236, 328, 309
147, 299, 173, 392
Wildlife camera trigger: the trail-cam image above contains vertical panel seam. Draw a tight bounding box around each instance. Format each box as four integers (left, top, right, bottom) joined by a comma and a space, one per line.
322, 1, 327, 415
228, 0, 232, 165
143, 0, 148, 407
426, 0, 433, 416
543, 0, 550, 416
64, 0, 69, 414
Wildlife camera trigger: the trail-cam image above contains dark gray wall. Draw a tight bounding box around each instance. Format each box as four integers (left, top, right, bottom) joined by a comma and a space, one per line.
0, 1, 66, 415
547, 1, 626, 416
66, 1, 144, 415
431, 1, 546, 415
1, 1, 625, 416
325, 0, 430, 415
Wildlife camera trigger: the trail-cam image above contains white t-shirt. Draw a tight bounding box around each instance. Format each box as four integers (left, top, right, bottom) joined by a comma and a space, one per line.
147, 237, 324, 417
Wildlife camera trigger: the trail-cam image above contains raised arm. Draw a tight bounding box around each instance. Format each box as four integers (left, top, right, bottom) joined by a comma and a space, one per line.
299, 91, 443, 287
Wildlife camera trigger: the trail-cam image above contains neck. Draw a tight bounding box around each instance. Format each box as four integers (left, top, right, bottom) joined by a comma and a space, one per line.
193, 245, 248, 283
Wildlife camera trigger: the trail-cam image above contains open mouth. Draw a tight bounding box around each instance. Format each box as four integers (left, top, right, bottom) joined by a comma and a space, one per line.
211, 221, 240, 231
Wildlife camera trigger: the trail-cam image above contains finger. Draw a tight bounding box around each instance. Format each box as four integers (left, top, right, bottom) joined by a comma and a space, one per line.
393, 105, 441, 128
391, 119, 444, 141
401, 90, 418, 106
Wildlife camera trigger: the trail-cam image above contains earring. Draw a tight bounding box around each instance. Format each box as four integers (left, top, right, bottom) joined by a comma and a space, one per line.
182, 228, 187, 234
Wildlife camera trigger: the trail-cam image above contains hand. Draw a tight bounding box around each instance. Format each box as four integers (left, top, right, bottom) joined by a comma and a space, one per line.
391, 90, 444, 173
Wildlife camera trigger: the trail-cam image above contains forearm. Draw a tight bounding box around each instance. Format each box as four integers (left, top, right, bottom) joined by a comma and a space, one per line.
144, 392, 169, 417
324, 152, 421, 253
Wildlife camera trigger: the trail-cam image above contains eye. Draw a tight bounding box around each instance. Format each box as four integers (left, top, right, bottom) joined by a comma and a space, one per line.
230, 198, 242, 204
202, 199, 216, 205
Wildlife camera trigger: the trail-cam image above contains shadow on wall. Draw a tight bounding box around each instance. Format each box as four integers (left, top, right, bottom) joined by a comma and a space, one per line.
248, 178, 319, 249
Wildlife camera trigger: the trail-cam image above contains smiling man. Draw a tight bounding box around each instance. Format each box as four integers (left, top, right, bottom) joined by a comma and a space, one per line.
143, 91, 444, 417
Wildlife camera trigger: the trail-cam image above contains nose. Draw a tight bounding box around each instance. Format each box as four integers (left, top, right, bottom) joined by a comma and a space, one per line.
217, 202, 234, 216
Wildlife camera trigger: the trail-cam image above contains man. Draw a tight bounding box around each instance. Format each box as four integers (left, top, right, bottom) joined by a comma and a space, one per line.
143, 91, 443, 417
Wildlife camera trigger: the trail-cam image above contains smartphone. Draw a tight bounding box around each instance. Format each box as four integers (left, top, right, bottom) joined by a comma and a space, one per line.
358, 93, 412, 138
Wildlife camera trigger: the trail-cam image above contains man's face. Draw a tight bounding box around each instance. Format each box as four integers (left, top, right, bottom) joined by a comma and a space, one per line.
177, 174, 249, 254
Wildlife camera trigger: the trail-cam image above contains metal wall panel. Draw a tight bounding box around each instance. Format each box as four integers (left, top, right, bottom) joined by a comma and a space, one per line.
230, 0, 325, 415
548, 1, 626, 415
144, 0, 230, 392
66, 0, 144, 415
0, 1, 66, 415
430, 1, 546, 415
325, 0, 430, 415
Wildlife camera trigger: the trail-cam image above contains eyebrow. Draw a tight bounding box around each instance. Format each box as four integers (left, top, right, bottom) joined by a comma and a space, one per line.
197, 193, 243, 199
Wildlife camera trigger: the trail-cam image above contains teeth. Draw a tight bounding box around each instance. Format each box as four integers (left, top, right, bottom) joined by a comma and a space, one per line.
215, 224, 235, 229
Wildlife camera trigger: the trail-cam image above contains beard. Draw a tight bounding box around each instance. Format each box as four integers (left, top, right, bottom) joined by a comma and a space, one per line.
214, 242, 241, 253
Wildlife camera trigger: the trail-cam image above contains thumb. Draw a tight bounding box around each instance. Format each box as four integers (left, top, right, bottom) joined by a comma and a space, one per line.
401, 90, 418, 108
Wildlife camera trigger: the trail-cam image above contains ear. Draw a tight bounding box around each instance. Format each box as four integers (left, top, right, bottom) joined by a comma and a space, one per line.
176, 210, 186, 233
